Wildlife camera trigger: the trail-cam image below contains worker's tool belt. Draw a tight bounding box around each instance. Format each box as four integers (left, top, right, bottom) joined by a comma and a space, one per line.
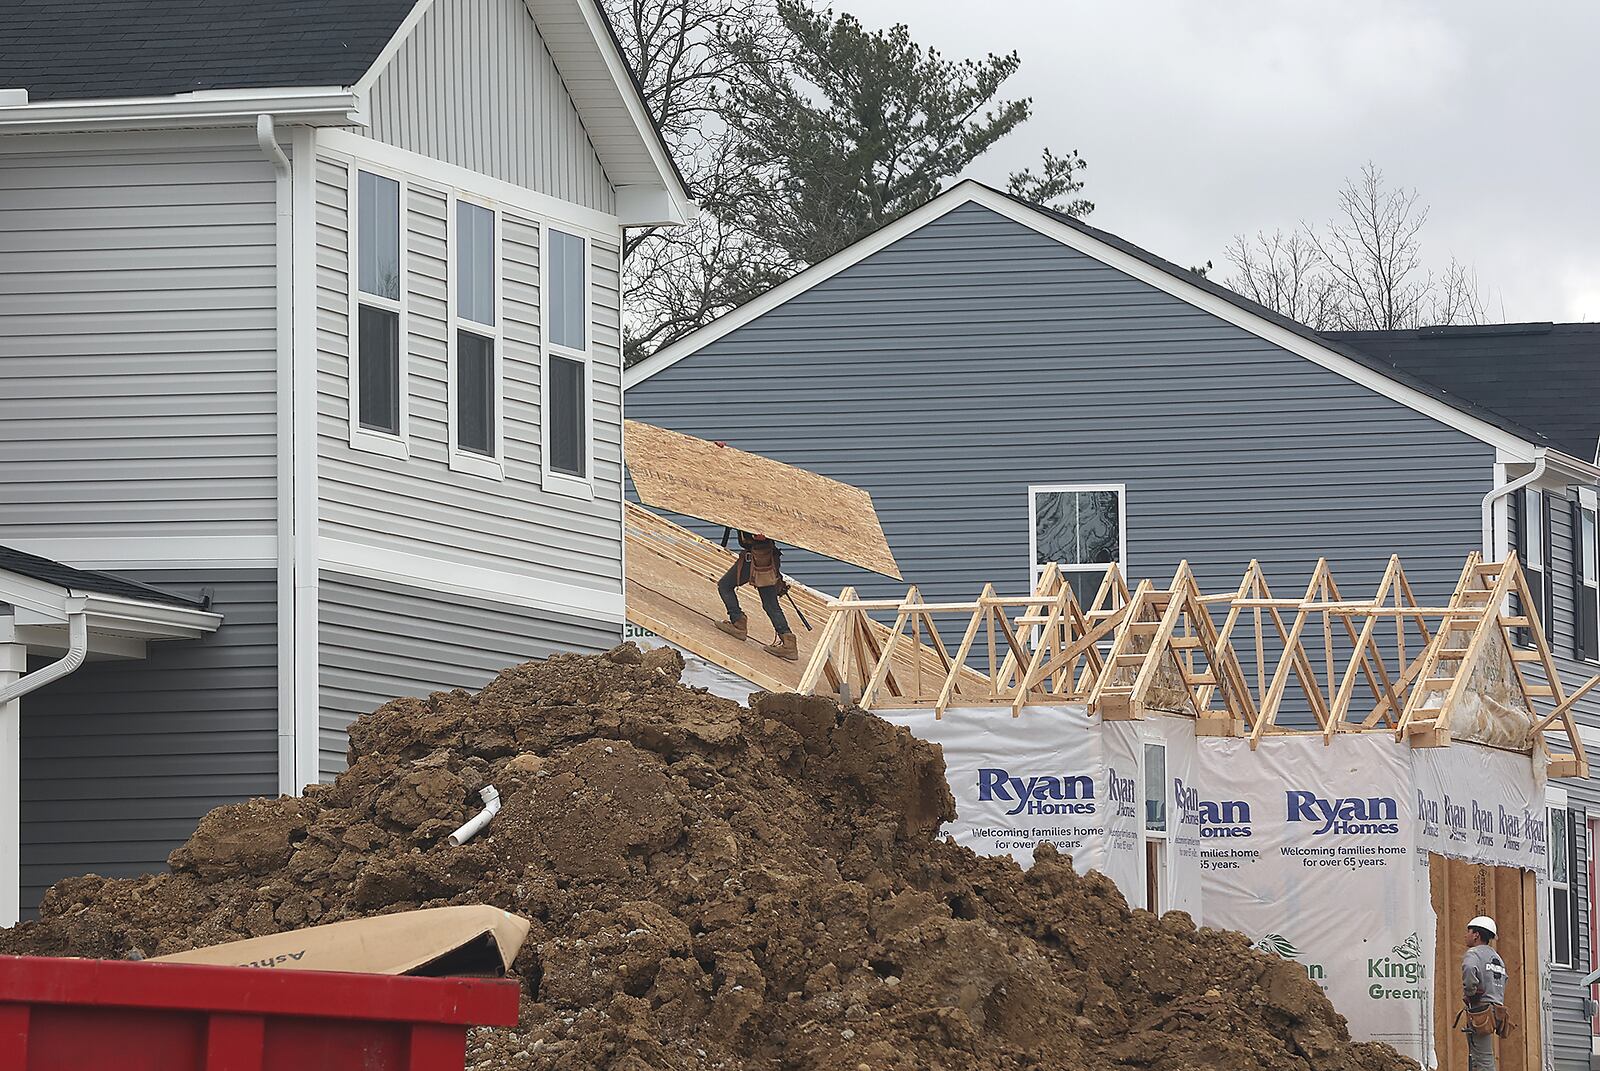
741, 543, 782, 589
1455, 1003, 1511, 1038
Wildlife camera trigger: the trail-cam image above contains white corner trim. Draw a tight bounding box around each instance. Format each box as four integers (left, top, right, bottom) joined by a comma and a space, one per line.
351, 0, 443, 96
291, 125, 322, 794
624, 180, 1545, 460
320, 539, 625, 622
318, 129, 622, 237
0, 87, 361, 134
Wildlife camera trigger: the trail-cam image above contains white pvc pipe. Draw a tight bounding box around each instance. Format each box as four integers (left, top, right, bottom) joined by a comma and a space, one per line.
0, 609, 87, 705
1482, 452, 1547, 558
448, 785, 501, 846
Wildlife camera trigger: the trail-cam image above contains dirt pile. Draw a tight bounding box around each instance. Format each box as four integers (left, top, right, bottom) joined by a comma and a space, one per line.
0, 645, 1415, 1071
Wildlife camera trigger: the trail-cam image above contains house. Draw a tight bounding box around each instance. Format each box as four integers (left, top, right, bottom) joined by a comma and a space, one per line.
0, 0, 690, 923
623, 180, 1600, 1067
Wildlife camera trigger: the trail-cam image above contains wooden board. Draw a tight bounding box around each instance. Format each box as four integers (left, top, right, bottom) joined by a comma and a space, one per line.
624, 420, 902, 579
1430, 853, 1540, 1071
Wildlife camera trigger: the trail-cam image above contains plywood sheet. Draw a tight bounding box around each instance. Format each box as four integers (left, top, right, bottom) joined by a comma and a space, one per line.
624, 420, 902, 579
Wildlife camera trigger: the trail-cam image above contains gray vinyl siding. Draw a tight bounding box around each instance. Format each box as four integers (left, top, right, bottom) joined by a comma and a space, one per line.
0, 129, 279, 548
317, 572, 619, 778
627, 200, 1496, 604
1531, 485, 1600, 1071
17, 571, 277, 914
366, 0, 615, 213
313, 150, 626, 591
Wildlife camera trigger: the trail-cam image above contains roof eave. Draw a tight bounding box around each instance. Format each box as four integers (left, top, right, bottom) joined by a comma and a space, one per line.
0, 86, 363, 135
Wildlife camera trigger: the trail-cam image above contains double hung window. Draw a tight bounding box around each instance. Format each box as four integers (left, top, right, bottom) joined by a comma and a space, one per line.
351, 169, 407, 454
544, 227, 591, 494
449, 197, 502, 477
1029, 485, 1126, 606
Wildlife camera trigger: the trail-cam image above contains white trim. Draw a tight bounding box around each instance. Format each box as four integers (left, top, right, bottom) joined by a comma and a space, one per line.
320, 539, 624, 622
446, 191, 507, 481
319, 129, 621, 237
0, 536, 276, 569
1027, 483, 1128, 590
0, 86, 361, 134
542, 225, 596, 498
291, 126, 322, 794
625, 181, 1543, 460
351, 0, 442, 96
347, 159, 412, 459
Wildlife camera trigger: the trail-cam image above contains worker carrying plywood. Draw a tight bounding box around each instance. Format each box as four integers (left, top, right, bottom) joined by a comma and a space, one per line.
715, 528, 797, 660
1458, 915, 1510, 1069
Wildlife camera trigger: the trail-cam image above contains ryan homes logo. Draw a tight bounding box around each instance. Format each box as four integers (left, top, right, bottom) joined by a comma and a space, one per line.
1285, 791, 1400, 836
977, 769, 1095, 817
1175, 779, 1253, 838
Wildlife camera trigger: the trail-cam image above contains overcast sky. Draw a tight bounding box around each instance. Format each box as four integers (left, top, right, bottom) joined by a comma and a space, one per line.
844, 0, 1599, 322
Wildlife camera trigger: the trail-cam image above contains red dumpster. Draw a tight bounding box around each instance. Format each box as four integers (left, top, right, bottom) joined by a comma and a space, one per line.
0, 954, 521, 1071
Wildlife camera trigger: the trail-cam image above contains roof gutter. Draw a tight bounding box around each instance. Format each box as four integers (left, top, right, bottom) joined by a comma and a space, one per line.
1484, 452, 1549, 557
0, 87, 361, 135
0, 598, 87, 705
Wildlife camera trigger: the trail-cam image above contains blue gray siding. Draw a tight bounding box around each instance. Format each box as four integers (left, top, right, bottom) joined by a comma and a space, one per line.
627, 201, 1497, 603
312, 148, 628, 591
366, 0, 615, 213
0, 130, 279, 555
317, 572, 619, 778
19, 571, 277, 914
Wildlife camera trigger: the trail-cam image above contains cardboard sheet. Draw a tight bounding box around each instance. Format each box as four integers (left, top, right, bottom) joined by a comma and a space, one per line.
624, 420, 902, 579
153, 905, 531, 977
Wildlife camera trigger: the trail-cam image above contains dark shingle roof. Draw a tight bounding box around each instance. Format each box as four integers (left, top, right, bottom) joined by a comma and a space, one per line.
0, 545, 204, 608
987, 185, 1562, 453
1326, 324, 1600, 463
0, 0, 418, 101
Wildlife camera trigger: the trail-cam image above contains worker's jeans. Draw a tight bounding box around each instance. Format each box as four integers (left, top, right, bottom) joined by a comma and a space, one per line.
718, 565, 790, 636
1466, 1024, 1495, 1070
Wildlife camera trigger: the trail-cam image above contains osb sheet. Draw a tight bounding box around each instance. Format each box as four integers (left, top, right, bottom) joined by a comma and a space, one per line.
624, 421, 902, 579
624, 504, 963, 701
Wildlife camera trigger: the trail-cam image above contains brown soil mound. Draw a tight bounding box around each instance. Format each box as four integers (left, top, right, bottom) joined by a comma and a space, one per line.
0, 646, 1415, 1071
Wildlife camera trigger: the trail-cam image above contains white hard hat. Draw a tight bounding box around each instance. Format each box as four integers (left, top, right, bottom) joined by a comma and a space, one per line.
1468, 916, 1497, 937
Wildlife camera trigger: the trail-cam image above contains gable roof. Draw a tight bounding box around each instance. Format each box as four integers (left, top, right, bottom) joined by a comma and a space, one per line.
1326, 323, 1600, 464
0, 0, 690, 224
0, 0, 416, 101
626, 180, 1593, 472
0, 545, 203, 608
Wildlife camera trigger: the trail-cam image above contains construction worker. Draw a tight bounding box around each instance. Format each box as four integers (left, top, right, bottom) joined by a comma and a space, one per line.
1461, 915, 1508, 1070
715, 530, 798, 661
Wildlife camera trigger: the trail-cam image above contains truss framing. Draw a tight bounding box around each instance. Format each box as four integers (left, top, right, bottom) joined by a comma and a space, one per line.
797, 553, 1591, 776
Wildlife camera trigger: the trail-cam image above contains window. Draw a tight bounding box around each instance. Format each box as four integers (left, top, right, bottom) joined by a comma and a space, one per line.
1579, 489, 1598, 661
1029, 485, 1126, 606
543, 227, 591, 494
448, 197, 502, 478
350, 167, 407, 455
1550, 802, 1580, 969
1143, 741, 1167, 914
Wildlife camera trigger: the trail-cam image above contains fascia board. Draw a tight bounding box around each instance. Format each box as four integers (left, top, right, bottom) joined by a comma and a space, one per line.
0, 570, 70, 620
0, 87, 362, 134
80, 594, 223, 637
625, 179, 1544, 459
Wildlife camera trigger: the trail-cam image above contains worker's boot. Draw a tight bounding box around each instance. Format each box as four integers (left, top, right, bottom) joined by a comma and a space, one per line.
764, 632, 799, 661
716, 616, 749, 641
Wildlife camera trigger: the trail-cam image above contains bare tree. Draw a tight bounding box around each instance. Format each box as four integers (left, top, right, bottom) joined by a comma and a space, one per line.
1223, 163, 1489, 331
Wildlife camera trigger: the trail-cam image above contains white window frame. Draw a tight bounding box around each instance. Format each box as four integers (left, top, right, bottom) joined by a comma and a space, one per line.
541, 225, 594, 500
1581, 487, 1599, 664
1027, 483, 1128, 593
1549, 785, 1575, 969
446, 191, 505, 481
347, 160, 410, 459
1525, 486, 1545, 572
1140, 735, 1169, 915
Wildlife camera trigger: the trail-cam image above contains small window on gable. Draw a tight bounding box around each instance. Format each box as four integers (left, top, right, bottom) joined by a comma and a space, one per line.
351, 168, 407, 455
543, 228, 591, 493
448, 197, 501, 477
1030, 485, 1125, 606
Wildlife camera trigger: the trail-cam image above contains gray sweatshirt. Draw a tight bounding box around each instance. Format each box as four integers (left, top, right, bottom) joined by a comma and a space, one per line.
1463, 944, 1507, 1006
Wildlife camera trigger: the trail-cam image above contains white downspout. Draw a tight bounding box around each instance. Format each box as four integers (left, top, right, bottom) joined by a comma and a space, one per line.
0, 601, 87, 926
1482, 451, 1548, 558
258, 114, 298, 797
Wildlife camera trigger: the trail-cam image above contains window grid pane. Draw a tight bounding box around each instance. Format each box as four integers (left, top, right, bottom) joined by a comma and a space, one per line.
1143, 743, 1166, 832
1035, 490, 1120, 567
457, 330, 494, 455
458, 202, 495, 326
358, 172, 400, 300
358, 305, 400, 433
550, 229, 586, 350
1551, 808, 1569, 883
549, 355, 586, 476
